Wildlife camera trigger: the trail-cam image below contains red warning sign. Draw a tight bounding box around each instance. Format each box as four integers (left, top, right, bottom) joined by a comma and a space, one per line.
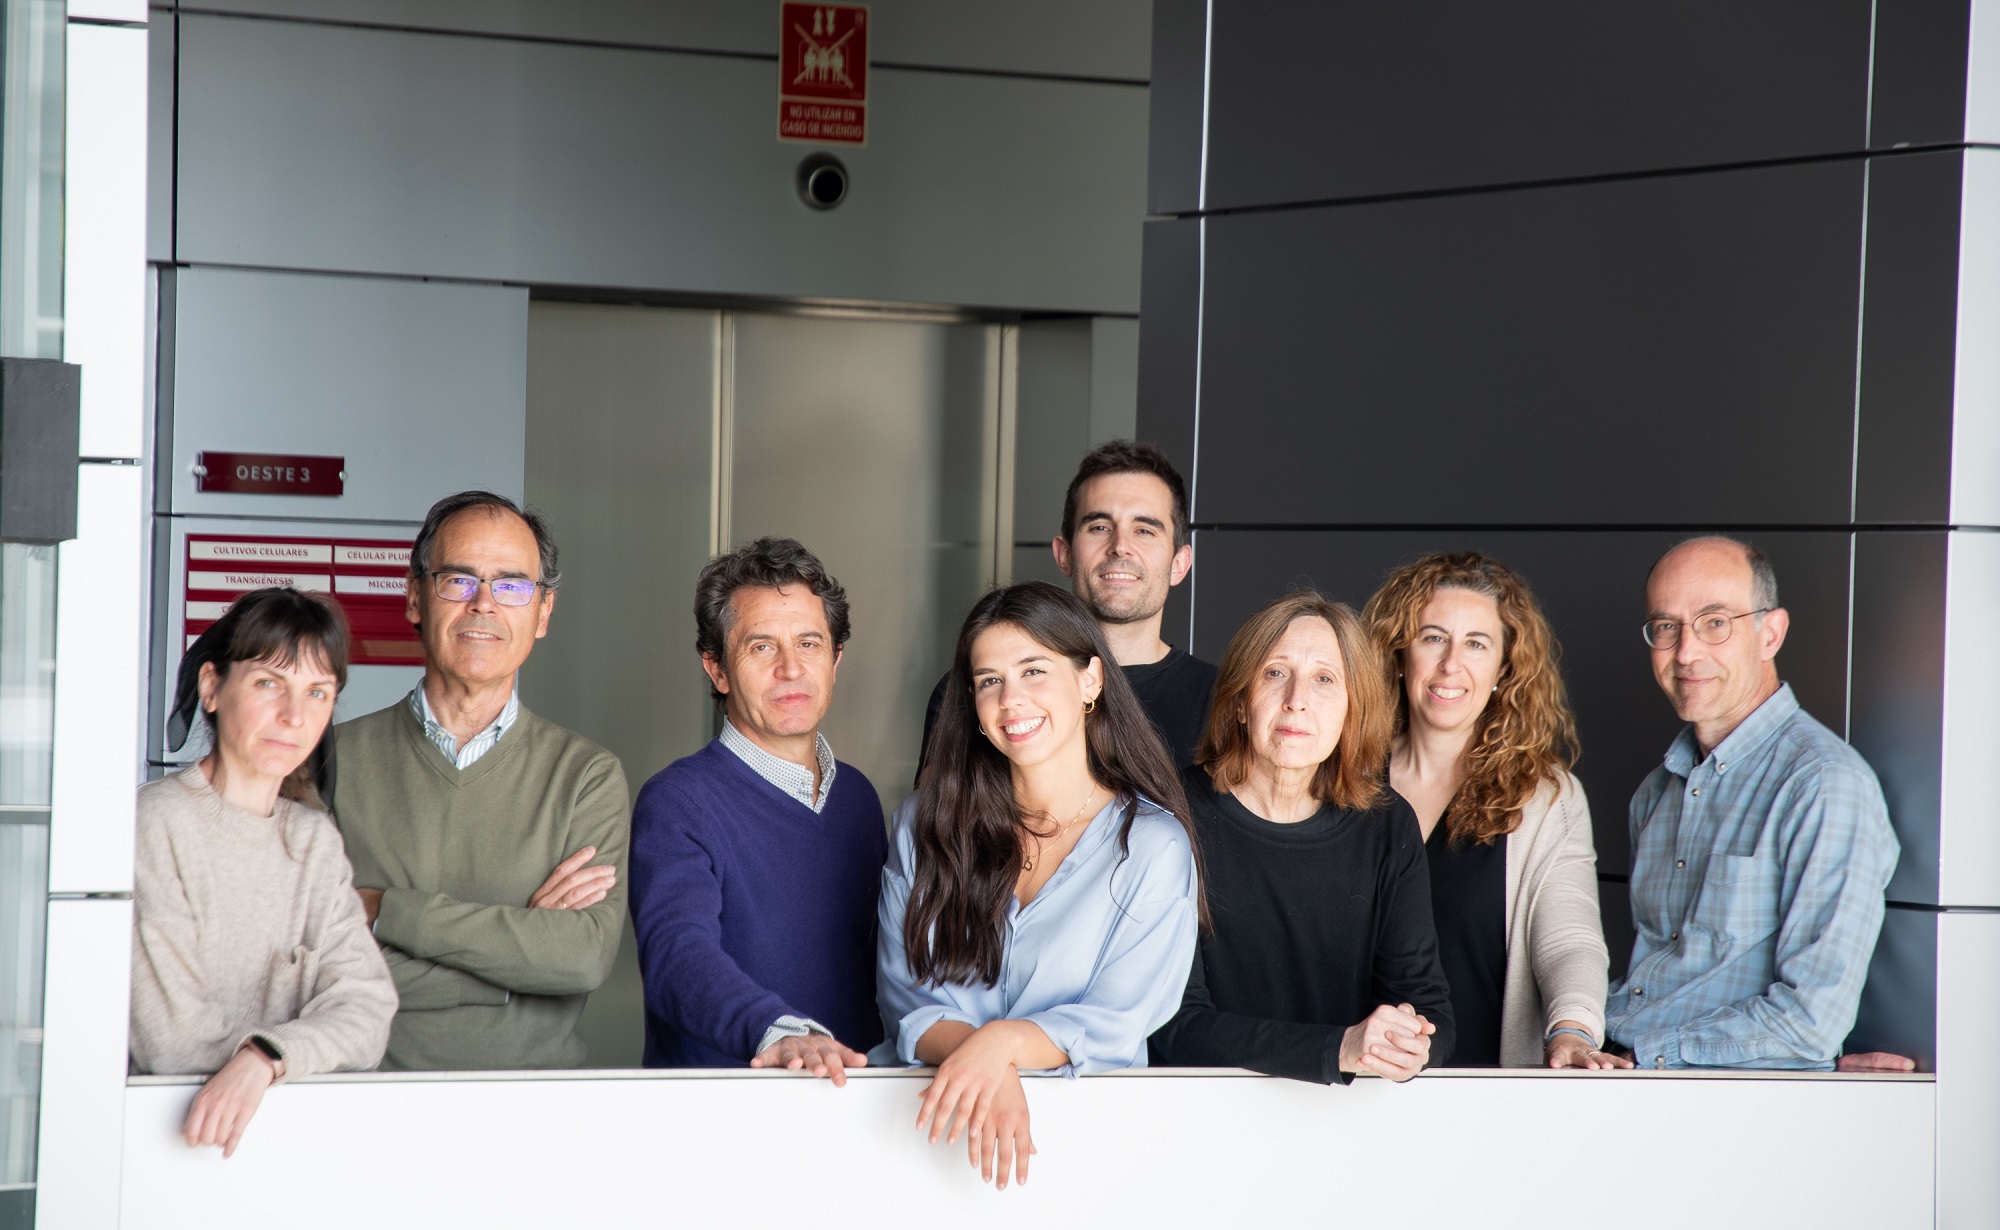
779, 3, 869, 146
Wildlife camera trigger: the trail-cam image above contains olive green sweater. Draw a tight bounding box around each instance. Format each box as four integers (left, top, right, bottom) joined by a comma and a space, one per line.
332, 699, 629, 1070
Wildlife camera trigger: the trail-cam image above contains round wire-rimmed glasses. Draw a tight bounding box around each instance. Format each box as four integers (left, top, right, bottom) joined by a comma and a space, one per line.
1641, 608, 1772, 650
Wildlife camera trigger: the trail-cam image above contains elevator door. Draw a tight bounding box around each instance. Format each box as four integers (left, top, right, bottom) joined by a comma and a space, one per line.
727, 312, 1004, 796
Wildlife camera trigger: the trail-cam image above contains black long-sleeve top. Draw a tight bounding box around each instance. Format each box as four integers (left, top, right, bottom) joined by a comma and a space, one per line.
1149, 765, 1456, 1083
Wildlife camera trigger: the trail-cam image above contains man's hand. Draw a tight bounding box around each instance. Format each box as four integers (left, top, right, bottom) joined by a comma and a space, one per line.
528, 846, 617, 911
355, 888, 382, 926
1338, 1002, 1435, 1082
1837, 1051, 1918, 1073
750, 1033, 867, 1086
183, 1044, 281, 1159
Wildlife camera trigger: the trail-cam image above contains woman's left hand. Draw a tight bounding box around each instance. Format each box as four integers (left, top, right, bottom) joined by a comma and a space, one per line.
916, 1023, 1038, 1189
1545, 1023, 1634, 1070
183, 1044, 281, 1158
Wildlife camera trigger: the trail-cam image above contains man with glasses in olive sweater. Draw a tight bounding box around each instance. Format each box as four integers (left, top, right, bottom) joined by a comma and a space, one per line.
333, 490, 629, 1070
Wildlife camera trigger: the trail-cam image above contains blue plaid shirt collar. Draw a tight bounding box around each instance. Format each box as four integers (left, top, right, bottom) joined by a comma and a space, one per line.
1662, 682, 1800, 778
408, 679, 519, 771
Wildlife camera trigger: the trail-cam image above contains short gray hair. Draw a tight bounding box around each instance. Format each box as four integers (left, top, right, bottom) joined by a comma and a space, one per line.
1657, 535, 1778, 611
410, 490, 561, 589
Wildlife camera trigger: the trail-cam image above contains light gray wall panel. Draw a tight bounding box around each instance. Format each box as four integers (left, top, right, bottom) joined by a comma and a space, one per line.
1971, 0, 2000, 144
147, 15, 173, 263
170, 268, 526, 520
175, 15, 1148, 313
1950, 150, 2000, 526
164, 0, 1151, 79
1939, 530, 2000, 907
1088, 316, 1139, 444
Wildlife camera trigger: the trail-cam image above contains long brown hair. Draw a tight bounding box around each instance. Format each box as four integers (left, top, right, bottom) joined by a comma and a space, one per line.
1196, 592, 1391, 812
906, 582, 1197, 987
1362, 552, 1579, 845
168, 587, 350, 809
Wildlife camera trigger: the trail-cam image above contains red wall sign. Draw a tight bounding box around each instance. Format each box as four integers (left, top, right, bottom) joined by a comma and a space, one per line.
196, 451, 345, 496
184, 534, 421, 666
779, 3, 869, 145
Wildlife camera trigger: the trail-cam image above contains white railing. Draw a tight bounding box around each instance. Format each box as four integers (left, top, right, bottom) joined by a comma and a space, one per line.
120, 1067, 1934, 1229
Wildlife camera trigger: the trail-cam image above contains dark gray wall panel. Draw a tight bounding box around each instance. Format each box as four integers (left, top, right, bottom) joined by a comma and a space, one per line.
1846, 906, 1939, 1065
1869, 0, 1974, 150
1852, 533, 1947, 905
1856, 152, 1965, 524
1196, 162, 1865, 526
1190, 529, 1854, 873
1146, 0, 1205, 216
1200, 3, 1869, 209
1136, 218, 1200, 493
1136, 219, 1201, 650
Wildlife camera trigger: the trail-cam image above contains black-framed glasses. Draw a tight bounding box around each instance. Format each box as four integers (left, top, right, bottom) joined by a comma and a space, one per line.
1641, 608, 1772, 650
428, 571, 548, 607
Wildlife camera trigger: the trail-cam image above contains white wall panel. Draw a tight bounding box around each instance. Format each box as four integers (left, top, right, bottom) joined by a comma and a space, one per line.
1951, 150, 2000, 526
69, 0, 146, 21
1970, 0, 1999, 145
64, 23, 148, 459
1938, 530, 2000, 907
49, 465, 145, 896
119, 1069, 1932, 1228
1938, 911, 2000, 1226
174, 16, 1147, 314
169, 268, 526, 521
161, 0, 1150, 80
35, 899, 133, 1230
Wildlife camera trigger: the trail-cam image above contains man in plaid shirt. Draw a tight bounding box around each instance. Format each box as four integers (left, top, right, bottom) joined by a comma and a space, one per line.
1606, 537, 1899, 1070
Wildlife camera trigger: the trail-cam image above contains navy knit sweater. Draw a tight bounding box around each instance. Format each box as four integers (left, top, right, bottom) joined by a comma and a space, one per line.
629, 739, 887, 1067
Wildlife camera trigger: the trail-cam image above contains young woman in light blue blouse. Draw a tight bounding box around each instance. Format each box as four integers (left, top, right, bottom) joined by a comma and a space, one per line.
877, 582, 1202, 1190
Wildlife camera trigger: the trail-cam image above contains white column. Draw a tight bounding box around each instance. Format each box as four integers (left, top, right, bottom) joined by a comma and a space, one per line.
37, 13, 149, 1230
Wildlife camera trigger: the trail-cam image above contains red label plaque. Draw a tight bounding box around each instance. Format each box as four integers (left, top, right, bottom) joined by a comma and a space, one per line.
184, 534, 421, 665
196, 452, 345, 496
779, 3, 869, 145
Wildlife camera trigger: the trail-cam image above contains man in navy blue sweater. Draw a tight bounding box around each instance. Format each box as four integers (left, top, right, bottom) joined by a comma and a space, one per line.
629, 537, 886, 1081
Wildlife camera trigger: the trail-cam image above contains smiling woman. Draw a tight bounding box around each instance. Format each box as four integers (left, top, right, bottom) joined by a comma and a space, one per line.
132, 589, 396, 1158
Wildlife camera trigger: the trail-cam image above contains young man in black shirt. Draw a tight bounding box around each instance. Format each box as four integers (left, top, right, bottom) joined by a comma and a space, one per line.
920, 440, 1218, 771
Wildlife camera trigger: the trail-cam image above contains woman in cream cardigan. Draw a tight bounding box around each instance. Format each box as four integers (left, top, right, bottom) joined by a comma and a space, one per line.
132, 587, 396, 1158
1365, 553, 1628, 1070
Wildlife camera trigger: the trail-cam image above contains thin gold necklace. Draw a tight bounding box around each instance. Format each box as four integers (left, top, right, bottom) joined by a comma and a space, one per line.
1022, 786, 1099, 874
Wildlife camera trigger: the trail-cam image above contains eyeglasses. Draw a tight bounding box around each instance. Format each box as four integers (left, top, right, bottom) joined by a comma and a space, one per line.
1641, 608, 1772, 650
428, 571, 548, 607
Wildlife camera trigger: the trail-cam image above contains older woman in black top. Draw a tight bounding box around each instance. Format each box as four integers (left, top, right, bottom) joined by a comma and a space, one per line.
1150, 591, 1453, 1082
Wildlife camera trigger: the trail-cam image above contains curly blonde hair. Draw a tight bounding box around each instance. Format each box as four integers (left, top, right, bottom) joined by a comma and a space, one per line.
1362, 553, 1578, 846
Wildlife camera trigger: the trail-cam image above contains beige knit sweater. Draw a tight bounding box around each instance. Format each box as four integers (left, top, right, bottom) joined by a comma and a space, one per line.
130, 766, 396, 1077
1498, 771, 1612, 1066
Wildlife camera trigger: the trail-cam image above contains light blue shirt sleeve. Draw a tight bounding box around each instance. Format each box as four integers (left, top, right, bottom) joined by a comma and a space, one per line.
1018, 883, 1198, 1075
1623, 761, 1898, 1069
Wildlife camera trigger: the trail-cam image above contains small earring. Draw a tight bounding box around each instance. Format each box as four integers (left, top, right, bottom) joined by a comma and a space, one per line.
1082, 697, 1097, 716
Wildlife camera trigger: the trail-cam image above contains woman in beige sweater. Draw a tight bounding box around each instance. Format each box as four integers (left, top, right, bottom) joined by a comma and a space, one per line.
132, 587, 396, 1157
1365, 553, 1628, 1070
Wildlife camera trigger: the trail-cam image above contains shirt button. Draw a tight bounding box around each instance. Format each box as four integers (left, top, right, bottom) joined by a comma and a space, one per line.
1670, 931, 1680, 942
1691, 788, 1701, 797
1676, 860, 1686, 869
1655, 1056, 1666, 1069
1633, 987, 1644, 997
